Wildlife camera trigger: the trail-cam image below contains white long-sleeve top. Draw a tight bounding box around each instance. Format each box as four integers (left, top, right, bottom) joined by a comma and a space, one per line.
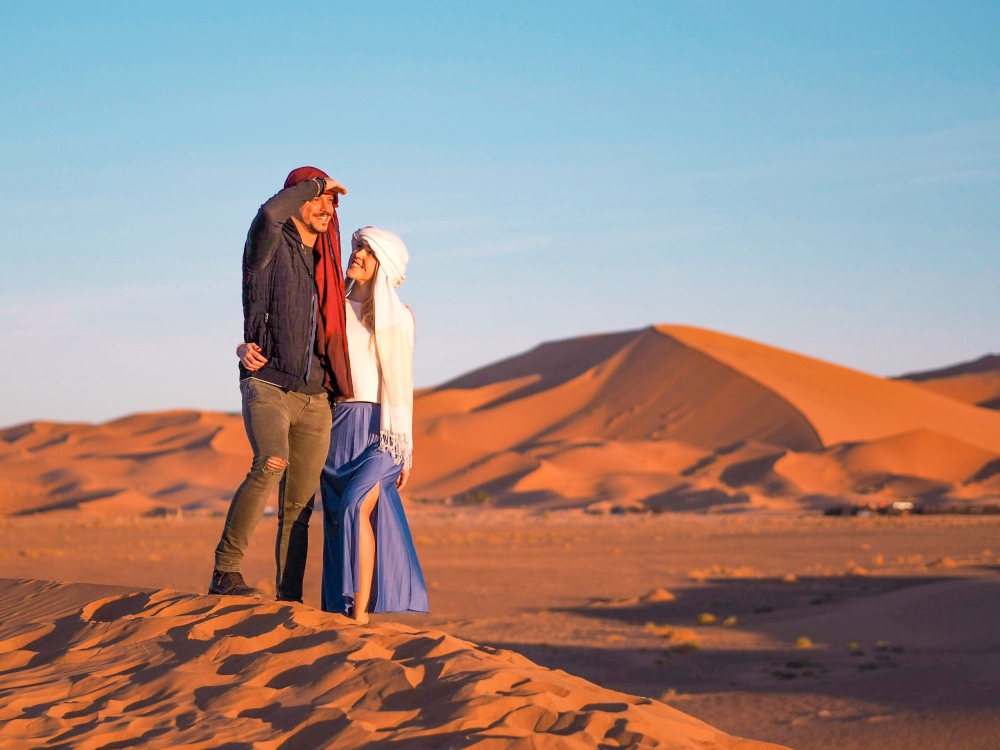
344, 299, 381, 403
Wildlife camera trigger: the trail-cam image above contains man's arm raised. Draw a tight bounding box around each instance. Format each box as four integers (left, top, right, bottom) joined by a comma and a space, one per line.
244, 177, 345, 270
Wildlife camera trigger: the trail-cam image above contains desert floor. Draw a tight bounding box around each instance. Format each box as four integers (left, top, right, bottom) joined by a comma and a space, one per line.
2, 508, 998, 750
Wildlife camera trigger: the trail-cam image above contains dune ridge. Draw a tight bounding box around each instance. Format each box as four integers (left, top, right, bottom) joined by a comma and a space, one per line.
896, 353, 1000, 411
659, 326, 1000, 452
0, 578, 786, 750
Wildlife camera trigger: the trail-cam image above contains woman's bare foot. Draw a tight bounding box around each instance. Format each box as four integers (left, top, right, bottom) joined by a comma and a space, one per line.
349, 606, 370, 625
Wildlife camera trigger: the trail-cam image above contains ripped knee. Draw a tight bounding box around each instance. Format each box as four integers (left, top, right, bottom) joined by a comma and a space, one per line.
262, 456, 287, 475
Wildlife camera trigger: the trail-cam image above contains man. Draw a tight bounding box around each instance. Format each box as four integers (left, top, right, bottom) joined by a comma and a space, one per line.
210, 167, 352, 601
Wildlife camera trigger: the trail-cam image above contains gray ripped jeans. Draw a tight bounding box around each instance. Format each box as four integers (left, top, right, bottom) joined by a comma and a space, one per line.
214, 378, 332, 601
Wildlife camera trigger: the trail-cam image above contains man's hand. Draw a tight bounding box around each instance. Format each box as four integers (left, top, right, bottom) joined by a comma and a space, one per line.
396, 466, 410, 490
237, 342, 268, 372
321, 177, 348, 196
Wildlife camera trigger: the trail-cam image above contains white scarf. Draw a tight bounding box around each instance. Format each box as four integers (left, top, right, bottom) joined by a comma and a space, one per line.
352, 227, 415, 468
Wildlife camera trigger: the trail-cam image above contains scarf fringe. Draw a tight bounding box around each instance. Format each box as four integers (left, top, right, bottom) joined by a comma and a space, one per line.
380, 429, 413, 469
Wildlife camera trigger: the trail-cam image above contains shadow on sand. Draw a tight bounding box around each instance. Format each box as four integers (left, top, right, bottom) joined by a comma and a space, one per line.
480, 572, 1000, 715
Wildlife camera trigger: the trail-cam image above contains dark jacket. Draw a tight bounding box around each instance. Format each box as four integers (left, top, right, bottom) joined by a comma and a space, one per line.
241, 178, 341, 394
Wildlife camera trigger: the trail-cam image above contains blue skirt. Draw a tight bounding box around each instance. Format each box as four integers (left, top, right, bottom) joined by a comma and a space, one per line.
320, 401, 428, 615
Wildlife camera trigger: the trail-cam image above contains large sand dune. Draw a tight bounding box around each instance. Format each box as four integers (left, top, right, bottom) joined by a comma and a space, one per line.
3, 325, 999, 516
410, 326, 1000, 511
897, 353, 1000, 411
0, 577, 785, 750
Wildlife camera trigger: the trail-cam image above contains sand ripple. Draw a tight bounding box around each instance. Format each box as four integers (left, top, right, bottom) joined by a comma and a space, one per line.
0, 578, 787, 749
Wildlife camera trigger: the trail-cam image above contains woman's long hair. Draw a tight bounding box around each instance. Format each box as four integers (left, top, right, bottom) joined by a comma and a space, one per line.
360, 279, 376, 333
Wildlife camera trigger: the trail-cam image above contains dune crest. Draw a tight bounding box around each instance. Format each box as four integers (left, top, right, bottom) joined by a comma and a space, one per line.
896, 353, 1000, 411
0, 578, 786, 750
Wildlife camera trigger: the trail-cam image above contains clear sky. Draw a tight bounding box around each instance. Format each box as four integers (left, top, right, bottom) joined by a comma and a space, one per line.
1, 2, 998, 425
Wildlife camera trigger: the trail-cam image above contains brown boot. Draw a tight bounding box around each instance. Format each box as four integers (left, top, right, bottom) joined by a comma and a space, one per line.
208, 570, 262, 599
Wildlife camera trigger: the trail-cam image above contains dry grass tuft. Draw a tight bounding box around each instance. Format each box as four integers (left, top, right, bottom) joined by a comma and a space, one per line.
644, 622, 674, 638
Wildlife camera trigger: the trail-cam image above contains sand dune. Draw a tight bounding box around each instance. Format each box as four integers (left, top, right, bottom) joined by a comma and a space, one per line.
0, 411, 250, 516
0, 577, 786, 750
3, 325, 999, 517
660, 327, 1000, 452
410, 326, 1000, 511
897, 353, 1000, 411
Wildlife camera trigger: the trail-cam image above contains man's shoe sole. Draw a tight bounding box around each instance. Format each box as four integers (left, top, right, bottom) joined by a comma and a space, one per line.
208, 586, 263, 599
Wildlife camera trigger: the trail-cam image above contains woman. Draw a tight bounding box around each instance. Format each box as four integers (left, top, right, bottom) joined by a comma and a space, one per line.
319, 226, 427, 622
238, 226, 428, 623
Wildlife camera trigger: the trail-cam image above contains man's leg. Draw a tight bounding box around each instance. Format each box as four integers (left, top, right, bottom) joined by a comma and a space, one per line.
275, 391, 333, 601
212, 380, 293, 595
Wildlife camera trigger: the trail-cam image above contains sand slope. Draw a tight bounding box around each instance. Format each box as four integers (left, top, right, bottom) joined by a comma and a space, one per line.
896, 353, 1000, 411
0, 578, 785, 750
660, 327, 1000, 452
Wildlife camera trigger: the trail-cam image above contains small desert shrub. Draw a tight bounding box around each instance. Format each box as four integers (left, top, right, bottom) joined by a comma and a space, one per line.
459, 489, 495, 506
722, 615, 738, 627
795, 636, 813, 649
644, 622, 675, 638
696, 612, 717, 626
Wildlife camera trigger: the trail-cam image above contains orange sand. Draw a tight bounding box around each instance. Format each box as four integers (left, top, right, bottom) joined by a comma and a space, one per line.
2, 512, 999, 750
3, 325, 999, 517
0, 577, 786, 750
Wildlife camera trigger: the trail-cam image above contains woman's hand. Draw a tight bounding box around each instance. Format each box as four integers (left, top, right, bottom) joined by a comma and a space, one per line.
237, 342, 268, 372
396, 466, 410, 490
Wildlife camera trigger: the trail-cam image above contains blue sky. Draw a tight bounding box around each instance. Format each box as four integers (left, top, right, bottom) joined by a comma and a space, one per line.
1, 2, 998, 425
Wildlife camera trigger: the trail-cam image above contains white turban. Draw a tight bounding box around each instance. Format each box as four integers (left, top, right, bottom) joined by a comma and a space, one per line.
353, 226, 408, 287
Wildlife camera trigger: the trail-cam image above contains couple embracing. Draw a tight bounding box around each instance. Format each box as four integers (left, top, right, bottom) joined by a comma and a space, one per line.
209, 166, 428, 624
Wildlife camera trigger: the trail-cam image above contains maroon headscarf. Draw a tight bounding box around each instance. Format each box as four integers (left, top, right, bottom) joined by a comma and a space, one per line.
284, 166, 353, 399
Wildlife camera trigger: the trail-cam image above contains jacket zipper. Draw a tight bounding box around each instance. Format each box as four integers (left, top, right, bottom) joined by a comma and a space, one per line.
301, 243, 316, 382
